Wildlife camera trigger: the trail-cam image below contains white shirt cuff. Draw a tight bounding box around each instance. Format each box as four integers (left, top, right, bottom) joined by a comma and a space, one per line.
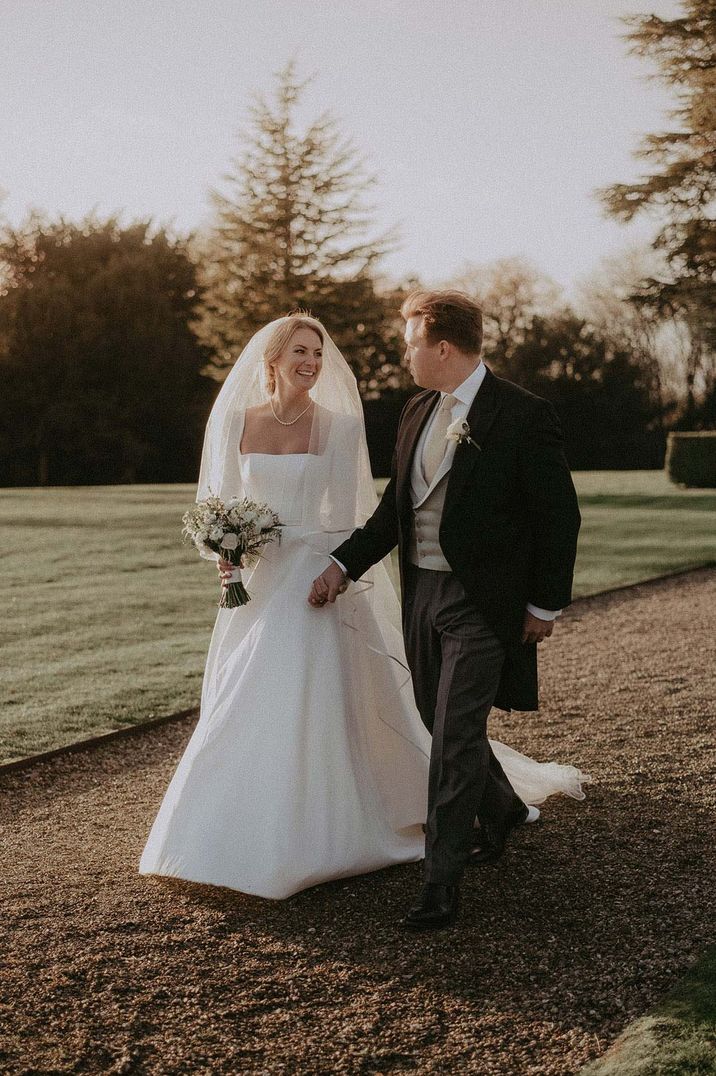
526, 603, 562, 621
329, 555, 348, 576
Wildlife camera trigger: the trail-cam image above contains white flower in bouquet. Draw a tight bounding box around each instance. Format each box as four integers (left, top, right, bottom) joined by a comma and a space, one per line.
182, 495, 283, 609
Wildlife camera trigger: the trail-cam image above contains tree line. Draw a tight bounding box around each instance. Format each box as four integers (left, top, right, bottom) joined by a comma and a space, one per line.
1, 2, 713, 486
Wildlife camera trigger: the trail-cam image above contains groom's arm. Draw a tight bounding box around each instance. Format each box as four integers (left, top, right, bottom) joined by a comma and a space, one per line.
518, 398, 581, 613
326, 393, 421, 583
329, 461, 400, 582
309, 411, 405, 606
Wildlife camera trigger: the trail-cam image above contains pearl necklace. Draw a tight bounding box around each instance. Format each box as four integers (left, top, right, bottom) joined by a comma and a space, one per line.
270, 396, 313, 426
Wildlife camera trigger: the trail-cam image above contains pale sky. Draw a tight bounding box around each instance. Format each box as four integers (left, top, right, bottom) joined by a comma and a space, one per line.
1, 0, 682, 295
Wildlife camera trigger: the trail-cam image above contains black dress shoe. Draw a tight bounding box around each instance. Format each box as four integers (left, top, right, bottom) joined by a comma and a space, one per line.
401, 882, 459, 930
468, 802, 530, 866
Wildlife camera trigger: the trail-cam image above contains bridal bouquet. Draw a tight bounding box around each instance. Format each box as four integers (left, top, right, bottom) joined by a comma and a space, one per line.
182, 495, 283, 608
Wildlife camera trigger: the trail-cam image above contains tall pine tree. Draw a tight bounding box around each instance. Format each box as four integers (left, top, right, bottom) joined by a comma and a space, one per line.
598, 1, 716, 423
199, 61, 400, 394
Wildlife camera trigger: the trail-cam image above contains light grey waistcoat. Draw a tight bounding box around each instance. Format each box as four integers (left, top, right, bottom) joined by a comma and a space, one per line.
407, 475, 452, 570
407, 423, 456, 570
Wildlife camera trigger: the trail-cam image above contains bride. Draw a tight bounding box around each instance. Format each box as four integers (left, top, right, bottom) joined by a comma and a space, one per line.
139, 314, 589, 901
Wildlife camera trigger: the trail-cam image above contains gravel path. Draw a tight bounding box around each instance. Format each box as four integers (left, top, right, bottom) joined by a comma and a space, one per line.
2, 568, 715, 1075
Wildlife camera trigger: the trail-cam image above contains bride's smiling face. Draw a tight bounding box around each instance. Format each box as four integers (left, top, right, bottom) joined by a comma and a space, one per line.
273, 327, 324, 392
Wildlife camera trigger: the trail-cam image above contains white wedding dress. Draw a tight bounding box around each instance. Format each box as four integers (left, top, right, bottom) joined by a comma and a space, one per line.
139, 422, 589, 900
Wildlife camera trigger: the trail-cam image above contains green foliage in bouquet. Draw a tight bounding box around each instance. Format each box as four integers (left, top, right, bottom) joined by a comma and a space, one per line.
182, 495, 282, 607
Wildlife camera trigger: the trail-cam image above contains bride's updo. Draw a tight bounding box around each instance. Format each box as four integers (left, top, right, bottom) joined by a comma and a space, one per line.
263, 314, 324, 395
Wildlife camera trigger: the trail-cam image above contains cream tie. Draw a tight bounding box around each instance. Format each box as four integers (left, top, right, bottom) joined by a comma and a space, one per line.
421, 394, 457, 486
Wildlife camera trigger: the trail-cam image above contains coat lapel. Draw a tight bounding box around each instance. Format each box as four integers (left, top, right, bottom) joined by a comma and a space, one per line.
443, 366, 502, 512
413, 438, 454, 508
396, 390, 439, 515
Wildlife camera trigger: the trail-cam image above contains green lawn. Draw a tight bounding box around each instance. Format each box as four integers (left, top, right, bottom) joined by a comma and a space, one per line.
1, 471, 714, 762
581, 948, 716, 1075
541, 470, 715, 597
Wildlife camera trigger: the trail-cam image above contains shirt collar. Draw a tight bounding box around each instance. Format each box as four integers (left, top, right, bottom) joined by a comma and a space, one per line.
441, 360, 486, 408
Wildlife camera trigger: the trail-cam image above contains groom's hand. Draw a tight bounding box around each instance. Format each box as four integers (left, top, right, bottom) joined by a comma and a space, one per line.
521, 610, 555, 644
309, 562, 348, 607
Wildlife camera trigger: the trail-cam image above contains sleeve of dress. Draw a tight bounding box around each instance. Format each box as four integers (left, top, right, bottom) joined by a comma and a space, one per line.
330, 445, 400, 581
195, 408, 247, 563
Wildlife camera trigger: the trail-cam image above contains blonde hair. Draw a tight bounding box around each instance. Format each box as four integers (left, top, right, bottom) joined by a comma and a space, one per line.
263, 314, 324, 395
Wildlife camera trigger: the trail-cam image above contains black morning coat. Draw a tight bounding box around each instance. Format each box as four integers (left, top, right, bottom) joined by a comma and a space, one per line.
331, 365, 582, 712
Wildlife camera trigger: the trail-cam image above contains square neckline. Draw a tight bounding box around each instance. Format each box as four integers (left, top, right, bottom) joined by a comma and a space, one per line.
238, 408, 311, 457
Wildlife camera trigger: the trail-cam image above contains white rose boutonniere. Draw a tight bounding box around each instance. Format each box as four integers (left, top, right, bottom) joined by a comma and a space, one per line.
446, 417, 481, 451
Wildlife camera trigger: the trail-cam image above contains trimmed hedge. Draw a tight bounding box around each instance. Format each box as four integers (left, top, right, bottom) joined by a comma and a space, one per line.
666, 431, 716, 488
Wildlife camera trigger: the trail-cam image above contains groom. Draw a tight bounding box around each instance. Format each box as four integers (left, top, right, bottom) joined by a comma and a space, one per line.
308, 290, 581, 930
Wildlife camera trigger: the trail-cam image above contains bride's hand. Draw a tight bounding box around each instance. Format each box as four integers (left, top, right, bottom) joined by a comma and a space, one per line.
217, 556, 234, 585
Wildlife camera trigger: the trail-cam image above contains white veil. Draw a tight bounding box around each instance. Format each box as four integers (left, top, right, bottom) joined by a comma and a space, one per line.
197, 314, 377, 524
195, 314, 417, 721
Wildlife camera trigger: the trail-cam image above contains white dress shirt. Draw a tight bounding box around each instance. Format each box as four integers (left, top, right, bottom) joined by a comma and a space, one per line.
411, 361, 486, 503
331, 362, 561, 621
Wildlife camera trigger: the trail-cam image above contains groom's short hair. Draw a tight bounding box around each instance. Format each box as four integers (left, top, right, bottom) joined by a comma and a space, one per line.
400, 290, 483, 356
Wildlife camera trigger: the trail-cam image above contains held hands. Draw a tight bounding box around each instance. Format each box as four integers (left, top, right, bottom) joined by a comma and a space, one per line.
308, 562, 348, 607
521, 609, 555, 645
